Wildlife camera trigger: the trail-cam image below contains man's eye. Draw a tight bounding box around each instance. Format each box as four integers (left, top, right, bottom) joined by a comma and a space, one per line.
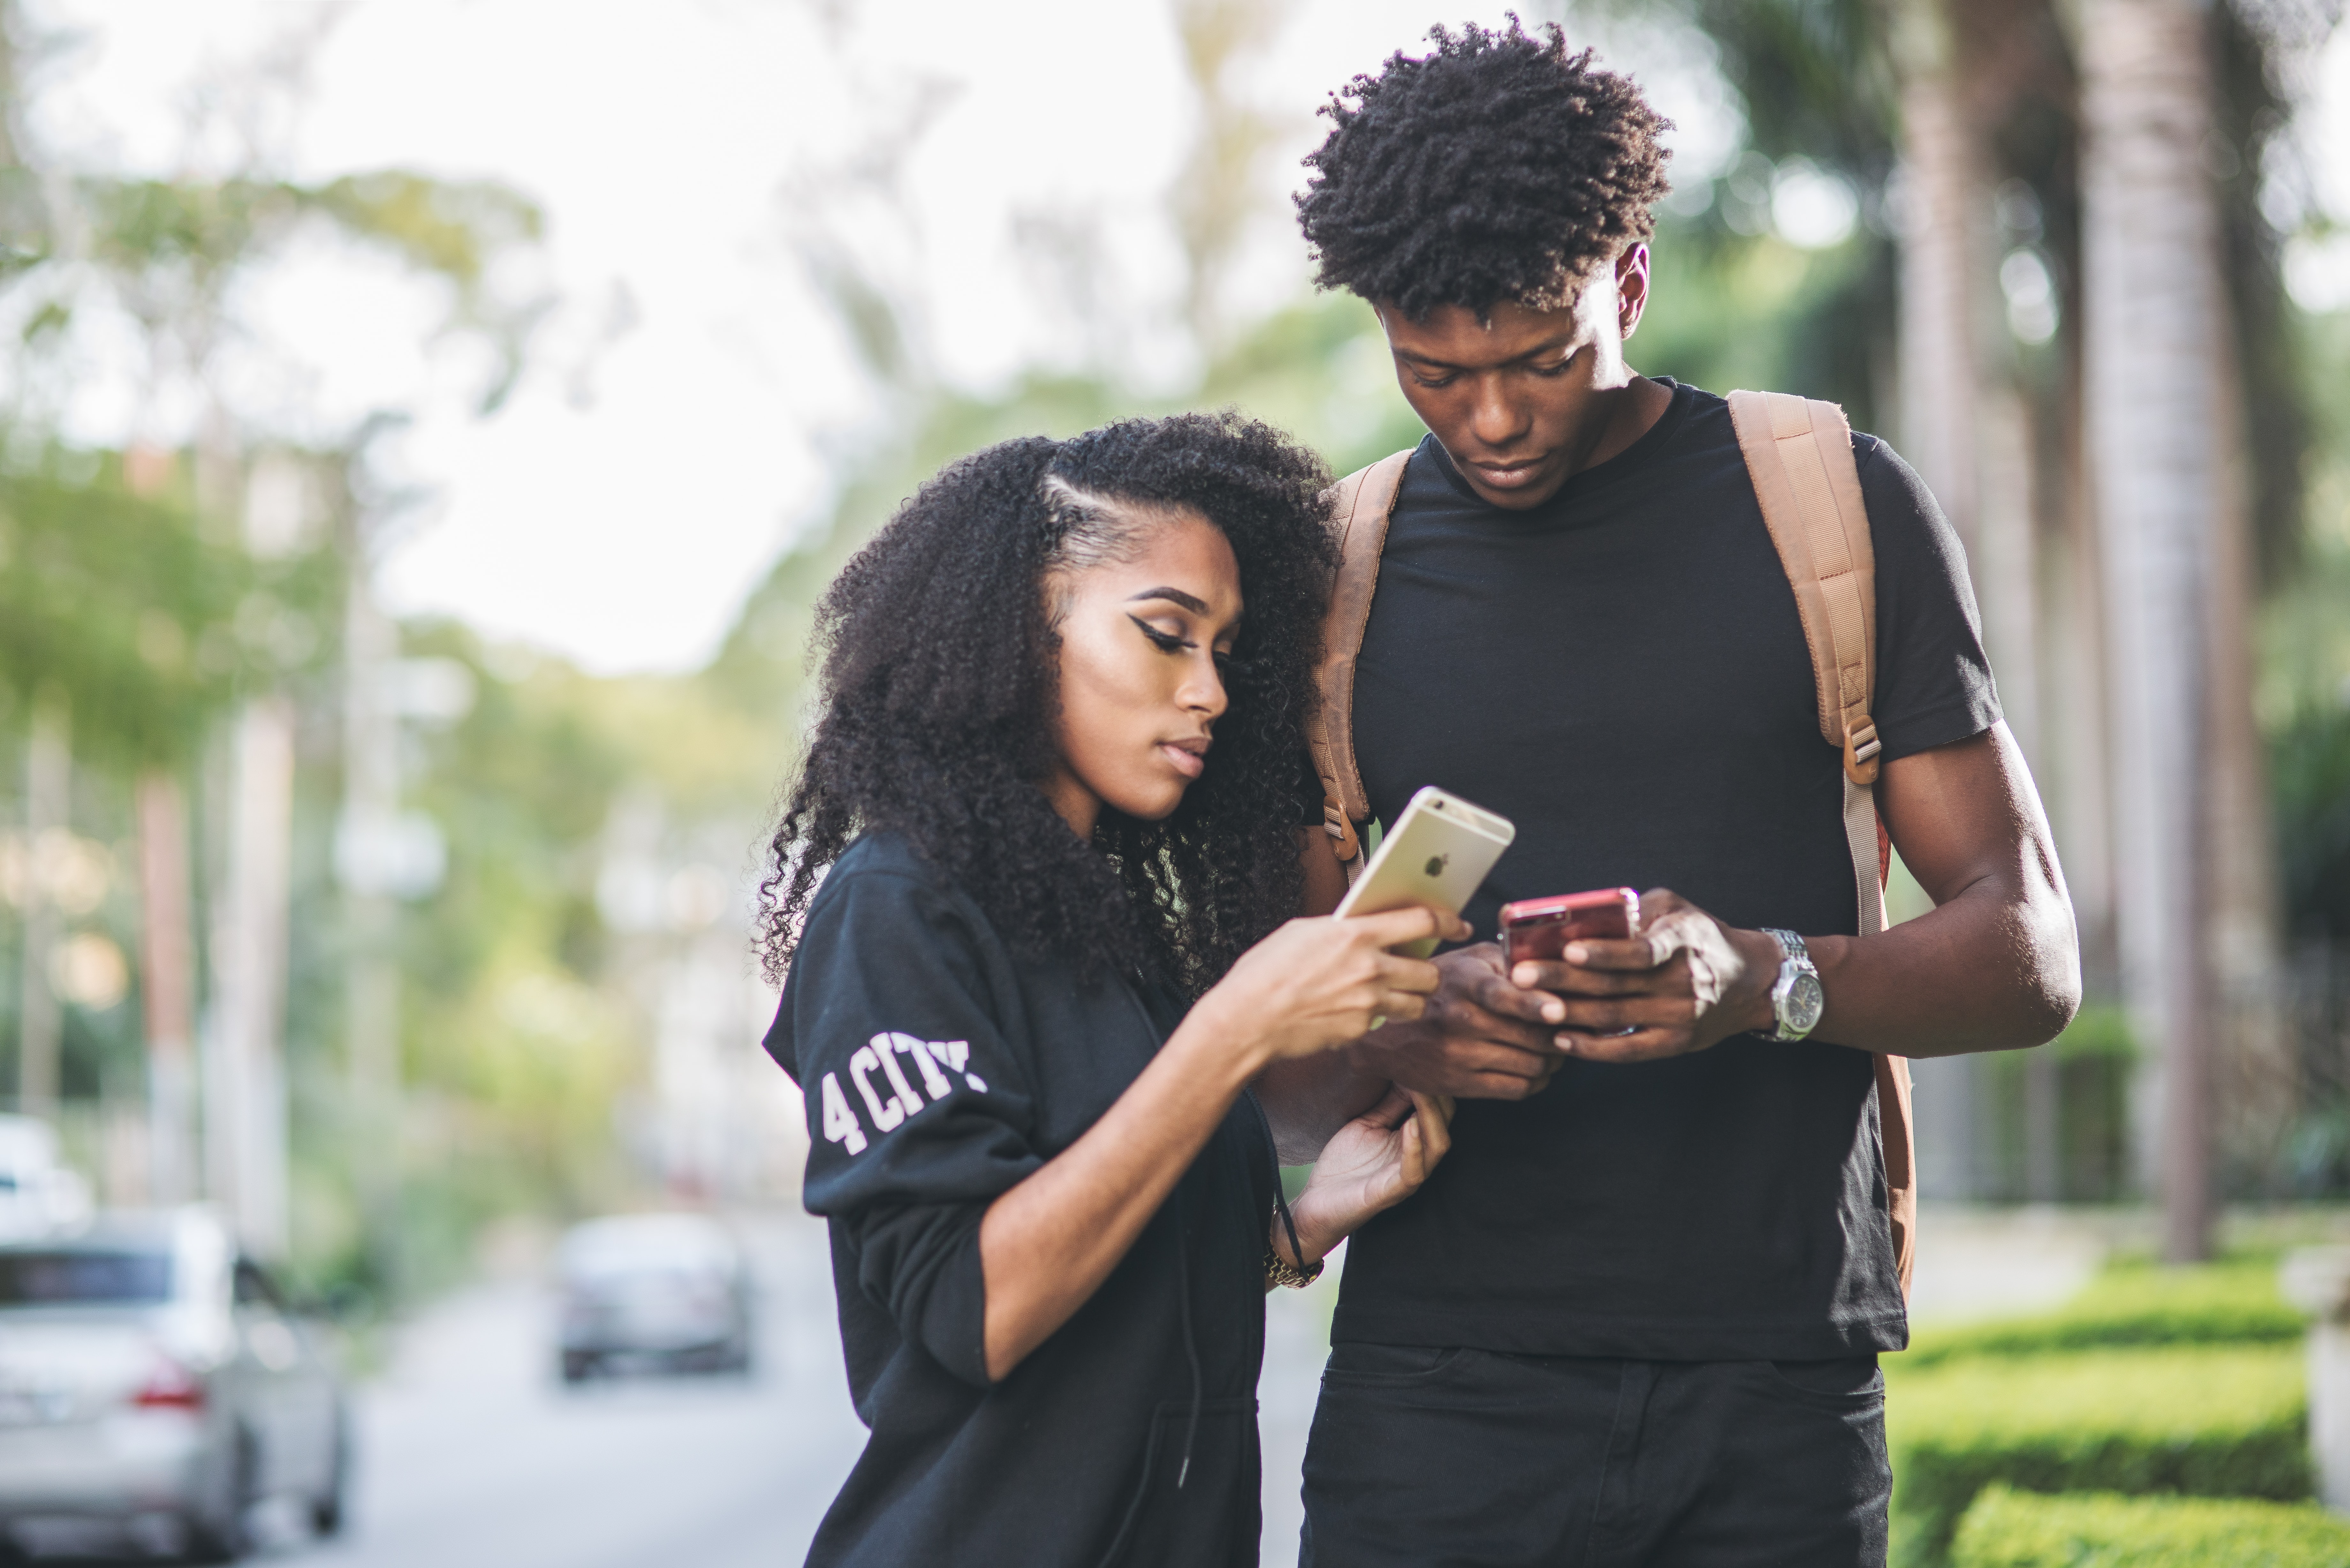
1531, 360, 1571, 378
1410, 373, 1456, 389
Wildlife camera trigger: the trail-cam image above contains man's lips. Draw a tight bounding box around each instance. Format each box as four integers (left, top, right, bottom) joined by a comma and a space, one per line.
1158, 739, 1209, 779
1467, 456, 1549, 488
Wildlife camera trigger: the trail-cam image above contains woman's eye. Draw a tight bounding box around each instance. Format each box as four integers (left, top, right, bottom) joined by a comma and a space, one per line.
1129, 616, 1190, 653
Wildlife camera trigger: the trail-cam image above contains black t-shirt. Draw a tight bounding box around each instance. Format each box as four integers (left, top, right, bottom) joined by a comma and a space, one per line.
766, 833, 1275, 1567
1335, 380, 1998, 1361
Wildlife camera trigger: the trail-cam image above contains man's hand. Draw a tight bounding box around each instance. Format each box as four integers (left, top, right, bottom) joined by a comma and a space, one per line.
1351, 943, 1568, 1099
1507, 889, 1780, 1064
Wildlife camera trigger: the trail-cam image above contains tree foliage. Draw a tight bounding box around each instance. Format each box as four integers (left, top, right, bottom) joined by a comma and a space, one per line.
0, 452, 332, 769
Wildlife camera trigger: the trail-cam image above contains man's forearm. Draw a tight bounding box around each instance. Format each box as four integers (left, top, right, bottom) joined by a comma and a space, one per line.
1523, 728, 2081, 1066
1808, 724, 2081, 1058
1254, 1051, 1389, 1164
1804, 872, 2079, 1057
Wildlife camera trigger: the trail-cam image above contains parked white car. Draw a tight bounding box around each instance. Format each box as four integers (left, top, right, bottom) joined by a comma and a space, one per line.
0, 1208, 347, 1561
556, 1213, 753, 1383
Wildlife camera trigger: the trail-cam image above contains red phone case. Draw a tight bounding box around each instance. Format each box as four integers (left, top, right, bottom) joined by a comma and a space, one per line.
1499, 887, 1640, 965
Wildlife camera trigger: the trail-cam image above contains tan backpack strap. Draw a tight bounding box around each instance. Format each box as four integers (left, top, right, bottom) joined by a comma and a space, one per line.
1726, 391, 1881, 787
1727, 389, 1914, 1299
1306, 449, 1413, 875
1876, 1053, 1915, 1297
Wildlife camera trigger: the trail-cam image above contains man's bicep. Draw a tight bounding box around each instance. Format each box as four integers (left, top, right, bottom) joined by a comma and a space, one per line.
1857, 436, 2003, 759
1877, 724, 2060, 908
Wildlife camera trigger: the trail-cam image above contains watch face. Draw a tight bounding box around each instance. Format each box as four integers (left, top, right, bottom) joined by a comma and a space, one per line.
1783, 971, 1826, 1036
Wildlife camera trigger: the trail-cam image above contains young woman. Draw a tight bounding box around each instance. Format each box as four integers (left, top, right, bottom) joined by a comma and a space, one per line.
758, 413, 1463, 1568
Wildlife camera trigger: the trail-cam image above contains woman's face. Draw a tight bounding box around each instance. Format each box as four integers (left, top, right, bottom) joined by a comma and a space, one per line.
1043, 507, 1242, 840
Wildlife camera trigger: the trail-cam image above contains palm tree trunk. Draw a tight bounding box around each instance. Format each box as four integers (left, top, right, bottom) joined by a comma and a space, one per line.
1894, 0, 2073, 1200
135, 773, 197, 1204
2202, 312, 2292, 1187
342, 545, 404, 1295
2080, 0, 2225, 1261
1891, 0, 1982, 560
16, 698, 68, 1118
206, 696, 295, 1259
1891, 0, 1988, 1199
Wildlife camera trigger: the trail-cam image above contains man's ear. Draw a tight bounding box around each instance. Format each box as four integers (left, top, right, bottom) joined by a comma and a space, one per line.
1615, 245, 1652, 340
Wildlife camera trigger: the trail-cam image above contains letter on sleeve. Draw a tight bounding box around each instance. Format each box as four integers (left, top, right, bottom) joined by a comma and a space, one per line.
873, 1033, 927, 1115
931, 1039, 987, 1092
892, 1033, 955, 1101
848, 1044, 905, 1131
819, 1072, 868, 1155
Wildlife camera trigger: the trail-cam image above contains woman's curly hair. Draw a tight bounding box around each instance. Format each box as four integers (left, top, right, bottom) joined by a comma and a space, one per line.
756, 411, 1335, 998
1296, 17, 1674, 319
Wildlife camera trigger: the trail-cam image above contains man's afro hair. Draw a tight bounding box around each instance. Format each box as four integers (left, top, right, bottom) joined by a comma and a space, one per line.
1296, 18, 1674, 319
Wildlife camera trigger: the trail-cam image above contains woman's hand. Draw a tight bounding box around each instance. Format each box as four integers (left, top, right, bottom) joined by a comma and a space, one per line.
1280, 1086, 1454, 1266
1197, 907, 1468, 1067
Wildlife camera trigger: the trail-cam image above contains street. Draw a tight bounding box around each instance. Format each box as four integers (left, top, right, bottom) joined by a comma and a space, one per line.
165, 1206, 1333, 1568
279, 1209, 863, 1568
29, 1204, 2078, 1568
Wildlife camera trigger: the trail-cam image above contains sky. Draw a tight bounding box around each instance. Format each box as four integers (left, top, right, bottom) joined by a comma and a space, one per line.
17, 1, 2350, 676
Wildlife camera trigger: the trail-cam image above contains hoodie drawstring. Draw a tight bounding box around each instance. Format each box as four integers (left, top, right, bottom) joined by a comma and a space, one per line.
1248, 1092, 1309, 1287
1172, 1182, 1203, 1489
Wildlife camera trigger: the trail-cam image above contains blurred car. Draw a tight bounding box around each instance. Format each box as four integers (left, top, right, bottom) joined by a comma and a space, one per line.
0, 1116, 94, 1243
556, 1213, 752, 1383
0, 1209, 348, 1561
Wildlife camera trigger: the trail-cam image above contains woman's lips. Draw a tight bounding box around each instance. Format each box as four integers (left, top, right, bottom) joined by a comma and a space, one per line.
1158, 742, 1207, 780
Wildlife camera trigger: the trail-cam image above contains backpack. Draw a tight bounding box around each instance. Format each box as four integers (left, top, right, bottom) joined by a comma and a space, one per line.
1303, 389, 1917, 1299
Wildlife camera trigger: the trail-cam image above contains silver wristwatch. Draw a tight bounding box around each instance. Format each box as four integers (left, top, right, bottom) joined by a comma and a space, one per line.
1760, 928, 1825, 1042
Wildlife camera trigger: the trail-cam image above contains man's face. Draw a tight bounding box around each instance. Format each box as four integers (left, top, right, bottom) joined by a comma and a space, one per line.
1375, 246, 1651, 511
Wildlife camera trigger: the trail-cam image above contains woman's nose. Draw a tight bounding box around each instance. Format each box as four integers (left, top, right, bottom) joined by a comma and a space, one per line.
1180, 657, 1228, 720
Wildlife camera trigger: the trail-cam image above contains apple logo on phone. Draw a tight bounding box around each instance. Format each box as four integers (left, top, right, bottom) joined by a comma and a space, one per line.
1425, 854, 1449, 878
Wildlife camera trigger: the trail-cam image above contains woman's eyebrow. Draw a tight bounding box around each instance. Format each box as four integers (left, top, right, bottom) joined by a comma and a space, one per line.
1126, 586, 1209, 614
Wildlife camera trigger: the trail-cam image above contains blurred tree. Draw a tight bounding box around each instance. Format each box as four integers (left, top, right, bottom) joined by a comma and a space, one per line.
2080, 0, 2232, 1261
0, 455, 323, 769
0, 0, 545, 1266
1599, 0, 2343, 1220
1171, 0, 1298, 351
1622, 0, 1902, 428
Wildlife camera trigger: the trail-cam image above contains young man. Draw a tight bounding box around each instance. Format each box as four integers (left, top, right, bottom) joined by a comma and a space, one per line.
1262, 23, 2082, 1567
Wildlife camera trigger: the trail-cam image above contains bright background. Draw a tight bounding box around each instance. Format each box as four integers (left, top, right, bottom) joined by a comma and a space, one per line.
7, 2, 2350, 1564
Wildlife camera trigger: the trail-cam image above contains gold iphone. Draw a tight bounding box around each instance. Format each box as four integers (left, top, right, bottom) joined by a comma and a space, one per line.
1333, 787, 1516, 957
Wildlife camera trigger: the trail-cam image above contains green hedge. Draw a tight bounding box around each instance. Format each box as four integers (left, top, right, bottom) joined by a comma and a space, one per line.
1903, 1258, 2301, 1369
1951, 1485, 2350, 1567
1888, 1344, 2311, 1552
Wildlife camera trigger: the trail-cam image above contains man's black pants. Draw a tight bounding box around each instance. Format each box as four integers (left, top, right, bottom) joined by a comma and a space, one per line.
1297, 1344, 1891, 1568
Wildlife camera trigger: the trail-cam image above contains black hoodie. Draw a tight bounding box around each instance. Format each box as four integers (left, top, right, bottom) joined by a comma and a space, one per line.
765, 832, 1277, 1568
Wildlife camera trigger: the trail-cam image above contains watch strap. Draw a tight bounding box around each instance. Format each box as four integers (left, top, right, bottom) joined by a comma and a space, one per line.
1760, 928, 1819, 1042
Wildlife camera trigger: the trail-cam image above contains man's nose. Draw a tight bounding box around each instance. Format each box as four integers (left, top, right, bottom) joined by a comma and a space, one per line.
1468, 375, 1529, 449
